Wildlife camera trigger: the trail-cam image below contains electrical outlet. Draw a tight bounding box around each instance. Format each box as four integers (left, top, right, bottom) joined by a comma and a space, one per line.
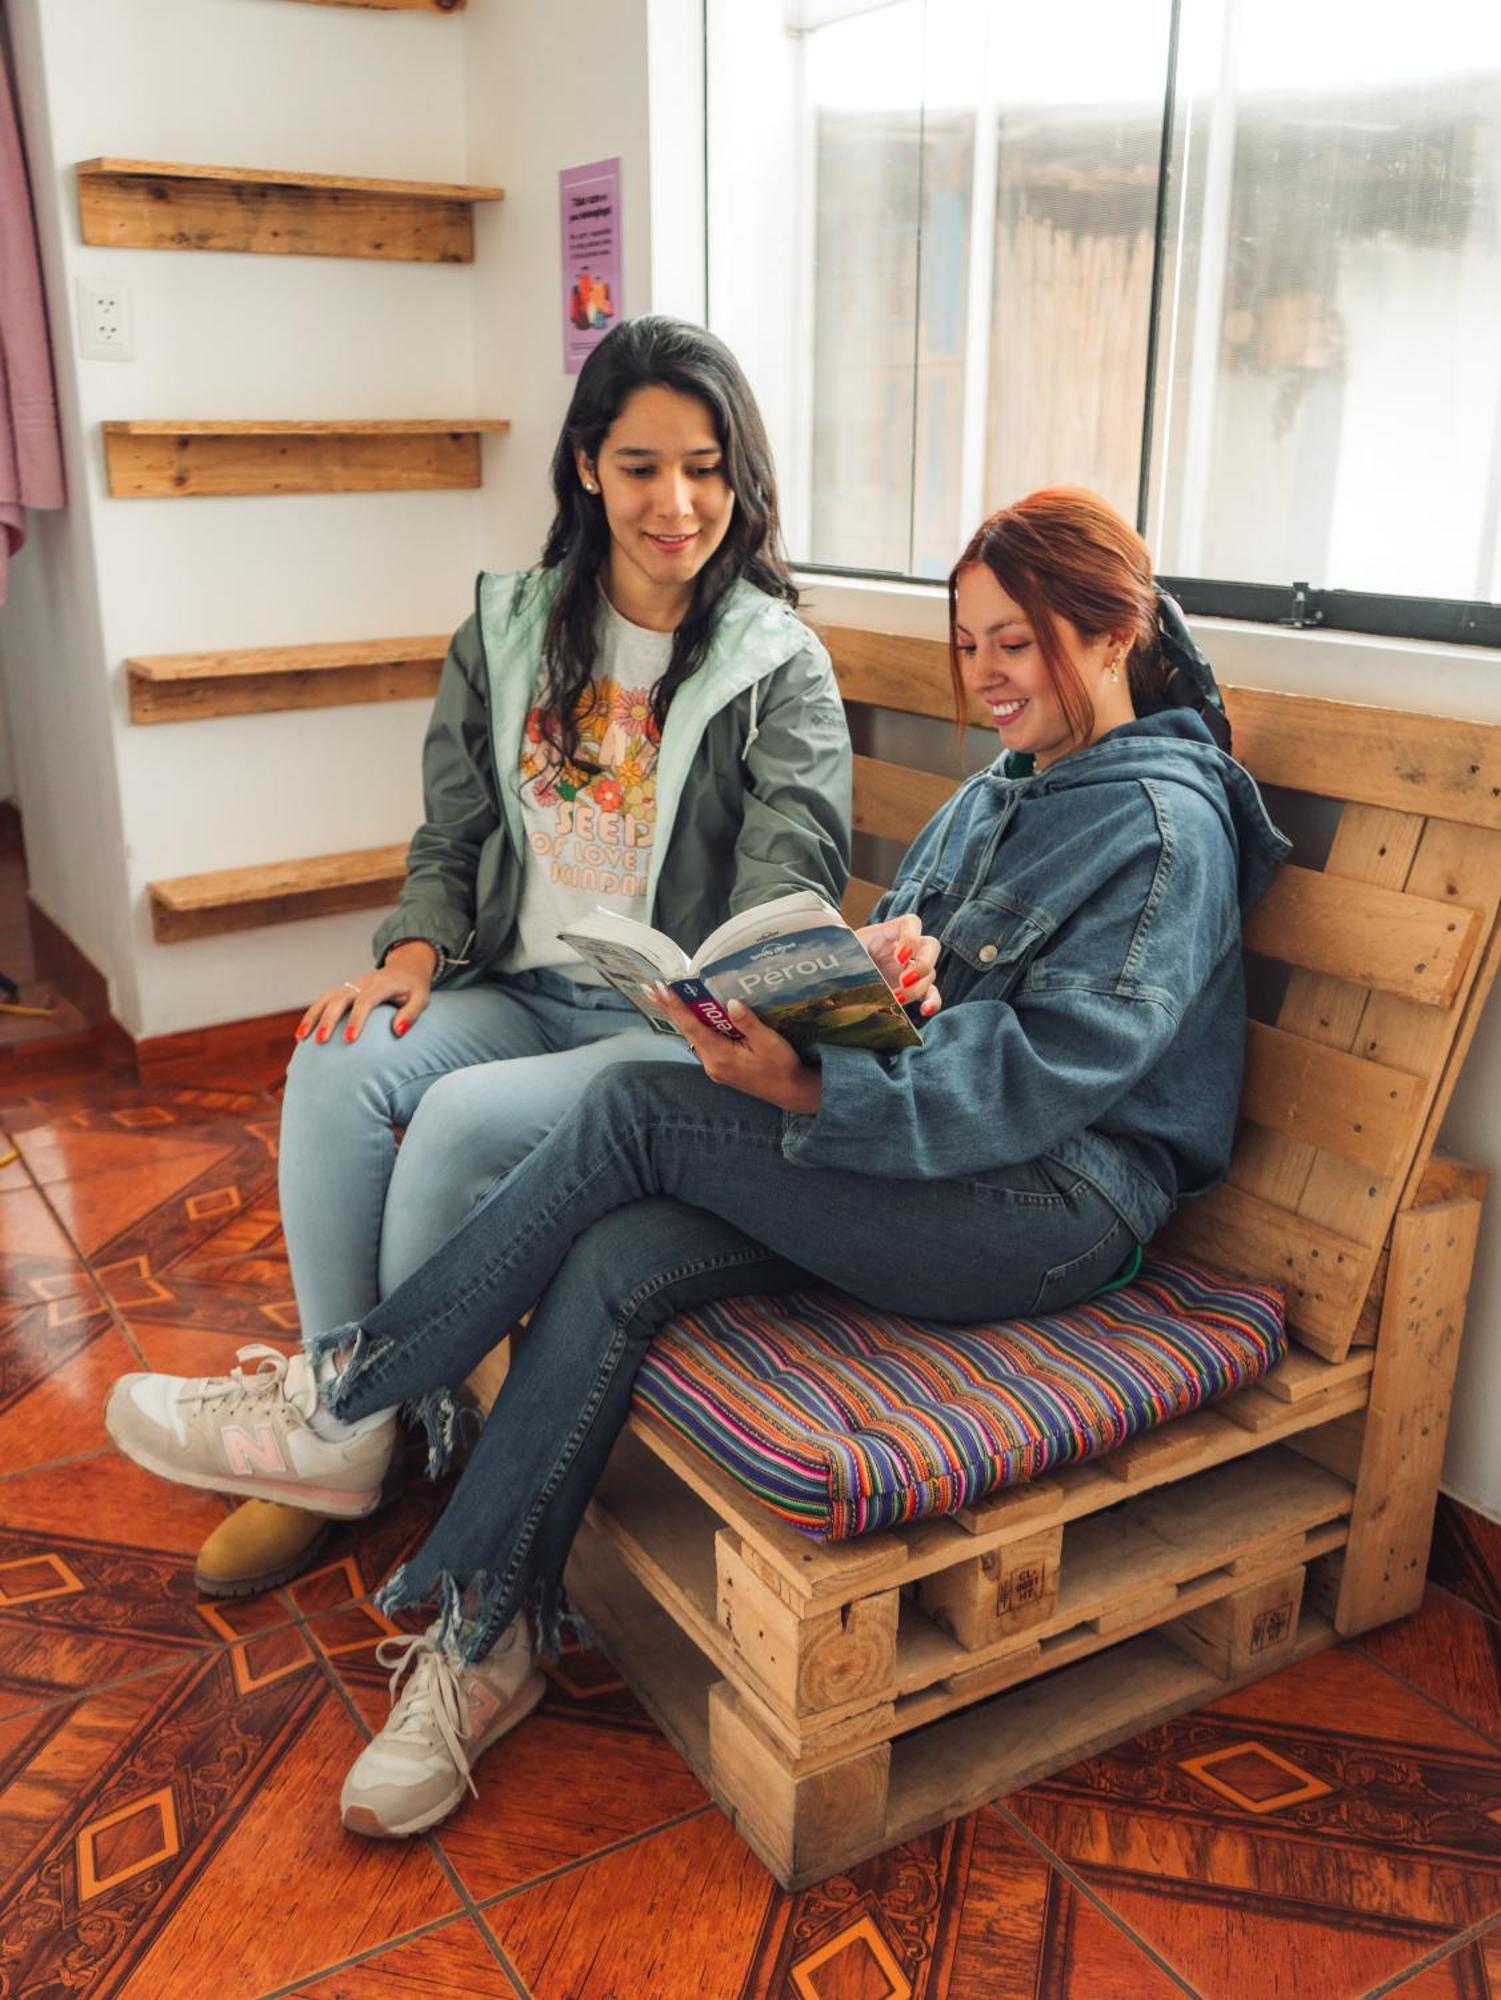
77, 278, 133, 361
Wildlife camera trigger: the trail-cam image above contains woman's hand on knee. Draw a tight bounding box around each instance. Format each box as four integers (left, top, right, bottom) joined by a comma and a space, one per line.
654, 988, 822, 1114
296, 942, 437, 1045
857, 914, 943, 1018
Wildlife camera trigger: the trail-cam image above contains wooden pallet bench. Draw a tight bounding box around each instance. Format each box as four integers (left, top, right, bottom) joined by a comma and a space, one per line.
560, 634, 1501, 1889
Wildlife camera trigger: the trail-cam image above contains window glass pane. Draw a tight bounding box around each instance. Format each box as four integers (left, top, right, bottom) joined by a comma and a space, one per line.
984, 4, 1171, 524
1152, 1, 1501, 602
708, 1, 1501, 621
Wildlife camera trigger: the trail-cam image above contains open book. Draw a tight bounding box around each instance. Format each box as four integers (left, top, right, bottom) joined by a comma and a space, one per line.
557, 891, 921, 1053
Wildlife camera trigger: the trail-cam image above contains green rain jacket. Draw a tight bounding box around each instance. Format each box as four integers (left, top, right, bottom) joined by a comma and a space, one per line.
371, 567, 853, 982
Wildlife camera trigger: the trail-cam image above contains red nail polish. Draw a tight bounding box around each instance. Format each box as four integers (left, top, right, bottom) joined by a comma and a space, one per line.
896, 944, 912, 964
295, 1025, 308, 1041
344, 1026, 356, 1042
316, 1028, 329, 1043
900, 967, 921, 988
395, 1020, 410, 1037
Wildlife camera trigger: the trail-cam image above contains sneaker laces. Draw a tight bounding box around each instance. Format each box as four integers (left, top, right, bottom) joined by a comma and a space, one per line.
374, 1630, 478, 1798
183, 1344, 319, 1422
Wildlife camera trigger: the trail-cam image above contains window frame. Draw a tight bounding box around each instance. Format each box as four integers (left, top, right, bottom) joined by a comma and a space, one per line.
707, 0, 1501, 654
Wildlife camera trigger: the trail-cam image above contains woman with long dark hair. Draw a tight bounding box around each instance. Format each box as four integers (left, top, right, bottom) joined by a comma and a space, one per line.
109, 486, 1287, 1838
194, 317, 855, 1597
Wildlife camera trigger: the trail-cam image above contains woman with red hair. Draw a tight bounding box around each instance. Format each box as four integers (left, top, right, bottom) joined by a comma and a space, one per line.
106, 487, 1288, 1840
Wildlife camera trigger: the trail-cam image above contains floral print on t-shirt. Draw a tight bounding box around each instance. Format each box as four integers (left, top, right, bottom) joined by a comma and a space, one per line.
519, 676, 661, 901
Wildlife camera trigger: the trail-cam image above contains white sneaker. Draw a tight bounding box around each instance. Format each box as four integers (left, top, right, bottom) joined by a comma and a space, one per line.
105, 1344, 395, 1519
340, 1617, 545, 1838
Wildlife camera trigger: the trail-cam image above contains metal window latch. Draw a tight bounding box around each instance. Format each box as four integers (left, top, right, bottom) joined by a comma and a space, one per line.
1280, 582, 1325, 630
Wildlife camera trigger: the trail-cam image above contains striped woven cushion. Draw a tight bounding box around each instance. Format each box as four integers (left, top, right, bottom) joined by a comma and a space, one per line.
633, 1255, 1285, 1540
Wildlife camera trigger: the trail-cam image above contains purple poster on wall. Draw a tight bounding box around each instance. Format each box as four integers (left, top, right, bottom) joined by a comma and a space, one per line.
560, 158, 622, 375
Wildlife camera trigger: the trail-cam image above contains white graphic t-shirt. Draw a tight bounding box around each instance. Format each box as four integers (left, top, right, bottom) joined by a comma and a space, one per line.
504, 594, 673, 978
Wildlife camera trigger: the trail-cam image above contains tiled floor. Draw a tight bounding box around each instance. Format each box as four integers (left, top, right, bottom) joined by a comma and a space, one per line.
2, 1048, 1501, 1993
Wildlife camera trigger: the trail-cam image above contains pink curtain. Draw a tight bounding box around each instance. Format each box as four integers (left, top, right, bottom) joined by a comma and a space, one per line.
0, 41, 64, 605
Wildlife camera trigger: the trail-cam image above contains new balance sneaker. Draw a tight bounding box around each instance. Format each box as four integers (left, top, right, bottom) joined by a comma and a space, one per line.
341, 1616, 545, 1838
105, 1344, 394, 1519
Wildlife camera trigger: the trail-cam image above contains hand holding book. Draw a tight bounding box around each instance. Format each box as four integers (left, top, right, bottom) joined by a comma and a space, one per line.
654, 987, 825, 1114
556, 892, 941, 1053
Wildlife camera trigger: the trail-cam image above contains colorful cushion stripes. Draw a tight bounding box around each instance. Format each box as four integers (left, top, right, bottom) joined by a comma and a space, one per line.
632, 1255, 1286, 1541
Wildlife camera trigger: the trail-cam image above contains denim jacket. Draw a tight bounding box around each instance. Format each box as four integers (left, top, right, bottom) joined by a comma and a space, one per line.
782, 711, 1291, 1245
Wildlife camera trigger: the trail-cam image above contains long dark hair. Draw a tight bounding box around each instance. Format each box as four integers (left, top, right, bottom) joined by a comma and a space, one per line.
537, 316, 796, 772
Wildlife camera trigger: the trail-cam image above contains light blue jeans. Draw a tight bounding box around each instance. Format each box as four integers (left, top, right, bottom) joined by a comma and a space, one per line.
278, 967, 695, 1334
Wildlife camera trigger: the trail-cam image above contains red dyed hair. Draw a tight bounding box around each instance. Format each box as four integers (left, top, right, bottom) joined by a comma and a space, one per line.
948, 487, 1166, 744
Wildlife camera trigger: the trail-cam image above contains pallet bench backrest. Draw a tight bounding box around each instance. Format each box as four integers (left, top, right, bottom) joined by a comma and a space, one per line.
817, 623, 1501, 1364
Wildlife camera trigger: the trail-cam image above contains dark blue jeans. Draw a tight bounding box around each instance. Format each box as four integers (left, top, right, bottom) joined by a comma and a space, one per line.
325, 1062, 1130, 1663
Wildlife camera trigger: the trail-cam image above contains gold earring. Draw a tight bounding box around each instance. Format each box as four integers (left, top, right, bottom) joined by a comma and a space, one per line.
1109, 651, 1124, 684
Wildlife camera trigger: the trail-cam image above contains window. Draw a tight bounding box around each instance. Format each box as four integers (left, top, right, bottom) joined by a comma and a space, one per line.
706, 0, 1501, 641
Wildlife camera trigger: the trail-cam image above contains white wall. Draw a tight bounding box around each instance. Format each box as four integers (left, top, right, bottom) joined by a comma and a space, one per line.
0, 0, 682, 1037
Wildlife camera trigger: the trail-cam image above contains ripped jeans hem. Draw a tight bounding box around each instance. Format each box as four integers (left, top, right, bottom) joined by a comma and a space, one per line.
310, 1321, 474, 1479
374, 1560, 588, 1667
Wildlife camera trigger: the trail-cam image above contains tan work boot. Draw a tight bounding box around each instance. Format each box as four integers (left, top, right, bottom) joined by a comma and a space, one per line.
194, 1499, 331, 1598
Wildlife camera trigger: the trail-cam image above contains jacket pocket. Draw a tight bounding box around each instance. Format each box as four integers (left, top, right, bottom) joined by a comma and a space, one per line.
1029, 1215, 1131, 1316
939, 900, 1046, 981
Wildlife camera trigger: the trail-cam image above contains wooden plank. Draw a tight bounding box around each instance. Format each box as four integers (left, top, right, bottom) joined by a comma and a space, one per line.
1230, 806, 1425, 1217
1399, 919, 1501, 1211
1240, 1021, 1423, 1177
149, 843, 406, 943
283, 0, 464, 11
716, 1533, 898, 1719
77, 158, 501, 202
911, 1527, 1062, 1649
1292, 820, 1501, 1255
1336, 1193, 1483, 1635
816, 624, 979, 725
1099, 1419, 1224, 1485
1283, 1411, 1366, 1484
1258, 1345, 1375, 1403
1244, 865, 1479, 1008
841, 876, 886, 927
852, 754, 955, 848
1158, 1181, 1375, 1355
817, 649, 1501, 833
564, 1529, 715, 1782
1223, 684, 1501, 831
953, 1476, 1066, 1537
127, 636, 447, 723
1165, 1567, 1304, 1677
107, 418, 511, 435
103, 422, 506, 498
627, 1419, 900, 1605
78, 161, 501, 264
709, 1682, 890, 1888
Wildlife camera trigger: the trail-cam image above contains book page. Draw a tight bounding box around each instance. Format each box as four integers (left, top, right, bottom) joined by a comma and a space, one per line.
690, 890, 837, 972
553, 929, 681, 1033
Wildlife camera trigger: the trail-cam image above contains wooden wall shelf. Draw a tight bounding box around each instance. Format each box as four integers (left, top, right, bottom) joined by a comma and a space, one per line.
103, 418, 508, 497
127, 636, 448, 723
284, 0, 465, 11
150, 844, 407, 943
77, 158, 503, 263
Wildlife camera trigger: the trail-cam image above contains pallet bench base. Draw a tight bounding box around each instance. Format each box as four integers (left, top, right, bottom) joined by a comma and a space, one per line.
566, 1528, 1339, 1891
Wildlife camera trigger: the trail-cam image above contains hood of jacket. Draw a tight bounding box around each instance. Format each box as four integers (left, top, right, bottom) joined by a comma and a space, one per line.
476, 565, 819, 913
997, 709, 1291, 912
